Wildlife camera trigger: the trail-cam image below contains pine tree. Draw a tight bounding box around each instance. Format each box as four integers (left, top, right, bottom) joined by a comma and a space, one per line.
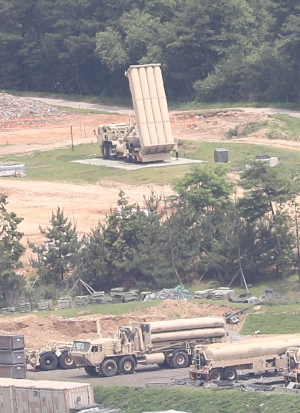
0, 194, 25, 304
29, 207, 79, 284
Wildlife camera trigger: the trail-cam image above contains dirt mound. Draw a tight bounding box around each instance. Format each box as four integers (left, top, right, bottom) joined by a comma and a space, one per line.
0, 300, 245, 349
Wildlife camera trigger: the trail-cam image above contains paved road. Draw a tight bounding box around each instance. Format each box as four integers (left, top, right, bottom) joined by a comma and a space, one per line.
30, 97, 134, 115
26, 364, 188, 388
30, 97, 300, 118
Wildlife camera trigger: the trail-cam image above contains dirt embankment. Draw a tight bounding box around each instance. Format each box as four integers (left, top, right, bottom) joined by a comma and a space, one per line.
0, 300, 245, 348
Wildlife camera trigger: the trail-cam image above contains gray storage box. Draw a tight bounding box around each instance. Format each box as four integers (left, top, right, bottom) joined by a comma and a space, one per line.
0, 350, 25, 365
0, 364, 26, 379
214, 148, 228, 162
0, 334, 25, 350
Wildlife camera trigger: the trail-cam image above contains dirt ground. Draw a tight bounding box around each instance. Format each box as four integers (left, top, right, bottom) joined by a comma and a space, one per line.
0, 108, 294, 251
0, 99, 297, 349
0, 300, 246, 348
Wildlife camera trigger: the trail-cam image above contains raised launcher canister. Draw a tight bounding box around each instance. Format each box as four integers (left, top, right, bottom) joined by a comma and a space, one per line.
131, 317, 227, 367
125, 63, 176, 162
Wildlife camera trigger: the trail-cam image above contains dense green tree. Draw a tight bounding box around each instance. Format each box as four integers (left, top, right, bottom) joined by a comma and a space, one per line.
29, 207, 80, 284
0, 194, 25, 304
238, 161, 299, 280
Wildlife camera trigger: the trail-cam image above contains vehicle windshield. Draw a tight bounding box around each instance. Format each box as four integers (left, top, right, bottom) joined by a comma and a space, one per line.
71, 341, 90, 352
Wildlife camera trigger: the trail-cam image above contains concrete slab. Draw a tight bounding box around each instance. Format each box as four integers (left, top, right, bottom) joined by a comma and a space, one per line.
71, 157, 207, 170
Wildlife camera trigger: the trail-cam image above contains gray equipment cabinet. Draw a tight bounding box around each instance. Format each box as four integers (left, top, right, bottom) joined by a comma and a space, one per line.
214, 148, 228, 163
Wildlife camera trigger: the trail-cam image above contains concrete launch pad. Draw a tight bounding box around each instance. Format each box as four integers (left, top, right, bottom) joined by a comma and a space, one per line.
72, 157, 207, 170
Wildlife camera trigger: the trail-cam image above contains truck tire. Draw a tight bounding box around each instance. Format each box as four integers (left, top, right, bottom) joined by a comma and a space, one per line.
118, 356, 135, 375
171, 351, 189, 369
102, 142, 111, 160
209, 368, 224, 381
84, 365, 99, 376
58, 350, 76, 370
40, 352, 58, 371
100, 359, 118, 377
224, 367, 237, 381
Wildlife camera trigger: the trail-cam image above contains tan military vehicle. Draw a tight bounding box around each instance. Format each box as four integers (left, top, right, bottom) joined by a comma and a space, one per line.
189, 334, 300, 381
70, 317, 227, 377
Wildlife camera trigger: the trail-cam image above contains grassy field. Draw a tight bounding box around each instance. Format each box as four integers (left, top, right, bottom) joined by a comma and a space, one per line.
1, 140, 300, 185
94, 385, 300, 413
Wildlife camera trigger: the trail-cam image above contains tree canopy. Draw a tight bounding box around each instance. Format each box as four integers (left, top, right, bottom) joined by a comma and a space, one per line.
1, 0, 300, 101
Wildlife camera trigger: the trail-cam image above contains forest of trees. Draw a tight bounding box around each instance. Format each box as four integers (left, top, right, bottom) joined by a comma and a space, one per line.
0, 0, 300, 102
1, 163, 300, 305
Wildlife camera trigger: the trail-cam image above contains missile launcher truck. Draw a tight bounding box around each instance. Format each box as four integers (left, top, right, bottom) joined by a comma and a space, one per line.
69, 317, 227, 377
97, 63, 177, 163
189, 334, 300, 381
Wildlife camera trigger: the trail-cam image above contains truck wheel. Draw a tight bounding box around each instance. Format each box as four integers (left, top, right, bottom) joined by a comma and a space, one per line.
118, 356, 135, 375
102, 142, 111, 160
58, 350, 76, 370
40, 352, 58, 371
224, 367, 237, 381
100, 359, 118, 377
84, 365, 99, 376
171, 351, 189, 369
209, 368, 224, 381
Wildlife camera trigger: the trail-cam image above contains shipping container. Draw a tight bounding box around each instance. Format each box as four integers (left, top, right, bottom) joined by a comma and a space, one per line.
0, 378, 94, 413
0, 364, 26, 379
0, 384, 14, 413
0, 350, 25, 365
0, 334, 25, 350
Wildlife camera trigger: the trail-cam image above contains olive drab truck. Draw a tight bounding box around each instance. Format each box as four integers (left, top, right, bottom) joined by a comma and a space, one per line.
189, 334, 300, 381
69, 317, 227, 377
97, 63, 177, 163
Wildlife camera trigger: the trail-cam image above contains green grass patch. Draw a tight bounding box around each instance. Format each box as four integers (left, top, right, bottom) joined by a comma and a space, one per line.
3, 300, 161, 319
241, 304, 300, 335
1, 141, 300, 185
227, 121, 269, 138
267, 114, 300, 140
94, 386, 300, 413
178, 140, 300, 179
52, 105, 114, 115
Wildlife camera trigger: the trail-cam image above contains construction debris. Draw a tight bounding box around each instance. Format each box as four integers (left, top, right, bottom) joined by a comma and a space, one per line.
143, 285, 194, 301
0, 164, 26, 177
2, 307, 15, 315
37, 300, 52, 311
0, 93, 66, 127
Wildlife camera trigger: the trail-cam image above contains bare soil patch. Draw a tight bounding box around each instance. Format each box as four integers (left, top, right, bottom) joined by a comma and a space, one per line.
0, 300, 244, 348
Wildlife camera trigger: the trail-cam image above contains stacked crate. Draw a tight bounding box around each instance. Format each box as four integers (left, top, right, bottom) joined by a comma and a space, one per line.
0, 334, 26, 379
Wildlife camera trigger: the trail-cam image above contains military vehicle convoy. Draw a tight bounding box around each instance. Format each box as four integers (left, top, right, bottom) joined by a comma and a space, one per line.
69, 317, 227, 377
189, 334, 300, 381
97, 63, 177, 163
